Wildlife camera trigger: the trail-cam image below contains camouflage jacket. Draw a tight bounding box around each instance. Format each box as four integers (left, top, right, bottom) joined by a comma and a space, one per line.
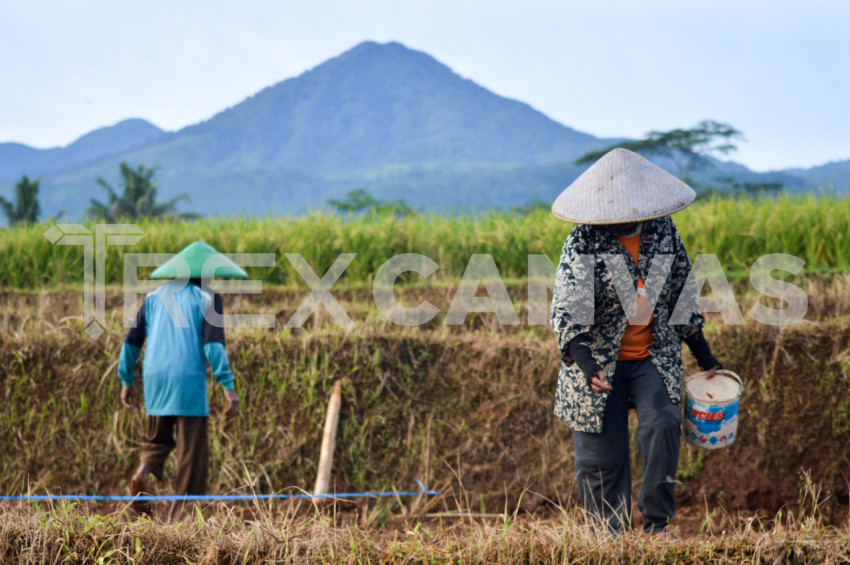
550, 216, 704, 433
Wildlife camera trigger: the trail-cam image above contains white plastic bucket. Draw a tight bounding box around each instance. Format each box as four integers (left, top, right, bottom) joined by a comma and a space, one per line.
683, 369, 742, 450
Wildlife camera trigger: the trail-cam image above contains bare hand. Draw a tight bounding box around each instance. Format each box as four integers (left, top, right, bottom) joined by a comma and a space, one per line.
224, 389, 240, 418
705, 366, 720, 379
590, 370, 612, 394
121, 385, 136, 408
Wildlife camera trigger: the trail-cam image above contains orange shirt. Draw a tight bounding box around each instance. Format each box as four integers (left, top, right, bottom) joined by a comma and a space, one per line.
617, 233, 654, 360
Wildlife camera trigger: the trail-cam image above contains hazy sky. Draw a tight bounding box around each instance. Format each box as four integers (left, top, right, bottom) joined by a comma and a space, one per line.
1, 0, 848, 171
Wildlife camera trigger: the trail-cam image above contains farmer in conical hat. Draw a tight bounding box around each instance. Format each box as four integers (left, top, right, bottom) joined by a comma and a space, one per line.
549, 148, 722, 536
117, 241, 246, 521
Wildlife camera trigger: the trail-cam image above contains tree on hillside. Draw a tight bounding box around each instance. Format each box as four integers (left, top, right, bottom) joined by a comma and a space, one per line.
575, 120, 745, 183
87, 162, 197, 221
1, 175, 42, 226
327, 188, 413, 217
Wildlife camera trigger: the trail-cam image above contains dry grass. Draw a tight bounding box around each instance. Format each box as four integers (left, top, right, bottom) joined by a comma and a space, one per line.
2, 282, 850, 525
1, 499, 849, 564
3, 276, 850, 562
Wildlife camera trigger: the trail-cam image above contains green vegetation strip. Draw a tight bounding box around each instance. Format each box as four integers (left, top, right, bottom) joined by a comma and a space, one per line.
1, 194, 849, 288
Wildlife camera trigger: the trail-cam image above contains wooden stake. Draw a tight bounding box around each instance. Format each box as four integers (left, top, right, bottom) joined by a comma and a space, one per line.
424, 415, 432, 491
314, 380, 342, 496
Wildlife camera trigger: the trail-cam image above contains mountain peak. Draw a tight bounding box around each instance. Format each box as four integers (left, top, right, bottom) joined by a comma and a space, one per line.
343, 40, 419, 56
187, 39, 599, 176
314, 40, 449, 80
348, 39, 405, 51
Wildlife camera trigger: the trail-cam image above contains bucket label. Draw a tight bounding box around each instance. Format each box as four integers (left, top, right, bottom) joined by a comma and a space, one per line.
691, 409, 725, 421
684, 399, 738, 435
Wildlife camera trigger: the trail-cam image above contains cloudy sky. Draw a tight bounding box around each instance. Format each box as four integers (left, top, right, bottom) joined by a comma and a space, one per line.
1, 0, 848, 171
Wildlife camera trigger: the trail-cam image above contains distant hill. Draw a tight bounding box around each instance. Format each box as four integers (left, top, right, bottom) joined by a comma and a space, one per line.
0, 41, 614, 218
783, 159, 850, 193
0, 41, 847, 220
0, 119, 164, 181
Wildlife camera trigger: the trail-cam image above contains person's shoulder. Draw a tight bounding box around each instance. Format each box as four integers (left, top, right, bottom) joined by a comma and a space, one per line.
643, 216, 679, 239
145, 281, 175, 302
643, 216, 684, 257
188, 283, 218, 312
145, 281, 216, 307
646, 215, 674, 231
565, 224, 597, 252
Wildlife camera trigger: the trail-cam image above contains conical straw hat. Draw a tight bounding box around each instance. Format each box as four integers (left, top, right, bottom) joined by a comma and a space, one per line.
150, 241, 248, 279
551, 148, 696, 224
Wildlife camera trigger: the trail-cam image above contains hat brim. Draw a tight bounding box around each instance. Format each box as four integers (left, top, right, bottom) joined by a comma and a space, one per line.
550, 195, 695, 225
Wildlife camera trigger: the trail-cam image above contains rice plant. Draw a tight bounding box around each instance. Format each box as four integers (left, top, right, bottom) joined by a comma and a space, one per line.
2, 194, 849, 288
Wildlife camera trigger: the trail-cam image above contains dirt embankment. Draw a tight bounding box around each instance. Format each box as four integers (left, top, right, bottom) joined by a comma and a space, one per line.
1, 289, 849, 529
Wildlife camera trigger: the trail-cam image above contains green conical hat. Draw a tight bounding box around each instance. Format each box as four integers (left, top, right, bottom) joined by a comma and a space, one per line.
150, 241, 248, 279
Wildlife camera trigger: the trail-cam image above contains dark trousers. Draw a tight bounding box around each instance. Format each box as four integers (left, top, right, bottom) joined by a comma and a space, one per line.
141, 416, 209, 495
572, 359, 682, 533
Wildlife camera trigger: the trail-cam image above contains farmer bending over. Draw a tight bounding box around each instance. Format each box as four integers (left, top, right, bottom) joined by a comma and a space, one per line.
117, 241, 245, 522
549, 148, 722, 536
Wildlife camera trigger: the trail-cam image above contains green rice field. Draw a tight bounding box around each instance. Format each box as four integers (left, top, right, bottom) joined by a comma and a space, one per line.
2, 194, 849, 289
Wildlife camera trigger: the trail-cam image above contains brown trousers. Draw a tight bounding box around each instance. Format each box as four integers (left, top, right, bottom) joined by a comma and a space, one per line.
141, 416, 209, 495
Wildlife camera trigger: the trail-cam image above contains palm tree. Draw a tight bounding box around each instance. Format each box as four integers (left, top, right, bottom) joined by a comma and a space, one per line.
575, 120, 744, 184
0, 175, 42, 226
87, 162, 196, 221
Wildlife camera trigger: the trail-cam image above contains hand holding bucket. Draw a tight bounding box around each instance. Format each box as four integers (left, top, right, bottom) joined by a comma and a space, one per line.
683, 369, 743, 449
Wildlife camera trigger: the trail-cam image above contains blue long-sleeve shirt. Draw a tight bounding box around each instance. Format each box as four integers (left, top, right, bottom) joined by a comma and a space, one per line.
117, 281, 235, 416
